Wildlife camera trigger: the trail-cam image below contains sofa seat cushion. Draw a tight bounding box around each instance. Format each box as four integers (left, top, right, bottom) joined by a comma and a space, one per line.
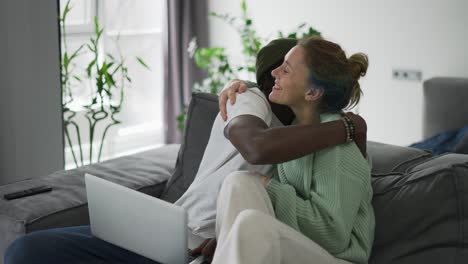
369, 155, 468, 264
0, 144, 179, 260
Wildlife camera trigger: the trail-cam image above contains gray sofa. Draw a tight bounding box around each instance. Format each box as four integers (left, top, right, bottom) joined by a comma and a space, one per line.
1, 77, 468, 264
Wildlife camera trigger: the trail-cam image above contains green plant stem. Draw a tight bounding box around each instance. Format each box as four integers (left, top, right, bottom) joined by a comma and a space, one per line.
85, 114, 94, 164
89, 124, 95, 164
89, 110, 109, 163
64, 125, 79, 168
97, 118, 120, 163
69, 120, 85, 166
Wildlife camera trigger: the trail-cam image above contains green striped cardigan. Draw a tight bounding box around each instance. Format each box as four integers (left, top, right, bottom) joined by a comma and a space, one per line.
266, 113, 375, 264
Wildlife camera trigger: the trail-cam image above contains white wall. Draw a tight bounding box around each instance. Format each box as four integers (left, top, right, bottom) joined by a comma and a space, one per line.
208, 0, 468, 146
0, 0, 64, 185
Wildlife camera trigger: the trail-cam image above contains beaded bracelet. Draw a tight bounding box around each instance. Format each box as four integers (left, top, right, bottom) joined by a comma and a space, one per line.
346, 115, 356, 141
340, 115, 356, 143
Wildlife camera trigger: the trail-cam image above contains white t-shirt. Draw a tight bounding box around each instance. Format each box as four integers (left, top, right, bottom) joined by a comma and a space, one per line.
175, 88, 283, 239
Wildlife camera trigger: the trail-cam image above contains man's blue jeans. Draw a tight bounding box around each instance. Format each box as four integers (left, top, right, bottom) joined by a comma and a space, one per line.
4, 225, 160, 264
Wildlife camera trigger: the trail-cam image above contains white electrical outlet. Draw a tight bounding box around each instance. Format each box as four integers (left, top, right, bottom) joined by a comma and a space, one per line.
392, 69, 422, 81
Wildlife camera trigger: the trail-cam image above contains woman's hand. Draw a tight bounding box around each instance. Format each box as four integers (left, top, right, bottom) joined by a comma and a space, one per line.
218, 79, 248, 121
259, 175, 270, 187
344, 112, 367, 158
191, 238, 217, 263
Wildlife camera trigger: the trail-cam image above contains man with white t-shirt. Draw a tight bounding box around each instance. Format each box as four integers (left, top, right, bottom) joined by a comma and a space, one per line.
175, 87, 284, 240
178, 38, 368, 259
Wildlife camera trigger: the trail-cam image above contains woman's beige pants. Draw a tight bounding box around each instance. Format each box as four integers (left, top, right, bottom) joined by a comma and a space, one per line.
212, 171, 353, 264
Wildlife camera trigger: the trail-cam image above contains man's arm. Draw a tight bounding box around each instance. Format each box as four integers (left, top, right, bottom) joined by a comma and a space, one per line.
220, 80, 368, 161
225, 115, 349, 165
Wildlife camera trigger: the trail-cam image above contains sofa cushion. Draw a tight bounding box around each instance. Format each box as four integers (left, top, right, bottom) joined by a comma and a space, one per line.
367, 141, 432, 175
369, 155, 468, 264
161, 93, 219, 203
407, 153, 468, 173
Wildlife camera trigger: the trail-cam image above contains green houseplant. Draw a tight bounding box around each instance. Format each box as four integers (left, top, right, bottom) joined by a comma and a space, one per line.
60, 0, 149, 168
178, 0, 320, 131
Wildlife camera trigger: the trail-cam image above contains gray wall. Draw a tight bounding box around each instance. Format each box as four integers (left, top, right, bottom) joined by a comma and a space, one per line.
0, 0, 64, 185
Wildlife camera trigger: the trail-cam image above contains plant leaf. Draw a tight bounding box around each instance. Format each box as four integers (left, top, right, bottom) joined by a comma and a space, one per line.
104, 71, 116, 88
111, 64, 122, 75
94, 16, 100, 34
61, 0, 71, 21
69, 45, 84, 61
63, 52, 70, 68
136, 57, 150, 70
86, 59, 97, 77
103, 88, 112, 96
86, 43, 95, 52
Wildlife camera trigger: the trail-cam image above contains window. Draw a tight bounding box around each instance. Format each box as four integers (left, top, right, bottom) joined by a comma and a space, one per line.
60, 0, 165, 169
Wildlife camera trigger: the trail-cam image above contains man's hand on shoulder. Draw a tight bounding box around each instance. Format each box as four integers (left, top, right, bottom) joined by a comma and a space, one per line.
218, 79, 249, 121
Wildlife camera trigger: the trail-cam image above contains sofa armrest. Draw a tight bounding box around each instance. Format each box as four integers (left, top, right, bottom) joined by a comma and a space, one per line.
423, 77, 468, 139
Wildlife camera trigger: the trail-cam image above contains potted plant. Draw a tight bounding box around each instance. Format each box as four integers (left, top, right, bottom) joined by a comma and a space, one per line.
60, 0, 149, 167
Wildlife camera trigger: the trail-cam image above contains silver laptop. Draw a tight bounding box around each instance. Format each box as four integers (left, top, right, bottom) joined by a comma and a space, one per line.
85, 174, 188, 264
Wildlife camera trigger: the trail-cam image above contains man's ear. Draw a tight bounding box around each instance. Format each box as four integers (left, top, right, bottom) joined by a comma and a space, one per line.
305, 87, 324, 102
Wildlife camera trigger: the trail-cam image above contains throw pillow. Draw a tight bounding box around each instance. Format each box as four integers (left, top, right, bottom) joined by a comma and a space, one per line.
161, 93, 219, 202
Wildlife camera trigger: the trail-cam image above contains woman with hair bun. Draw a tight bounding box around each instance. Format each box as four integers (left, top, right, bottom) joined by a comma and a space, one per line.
212, 36, 374, 264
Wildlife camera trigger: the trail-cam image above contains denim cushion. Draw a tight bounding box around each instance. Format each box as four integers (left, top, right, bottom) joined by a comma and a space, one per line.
410, 125, 468, 155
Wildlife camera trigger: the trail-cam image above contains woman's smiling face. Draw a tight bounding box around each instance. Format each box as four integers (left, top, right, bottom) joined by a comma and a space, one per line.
269, 46, 310, 106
